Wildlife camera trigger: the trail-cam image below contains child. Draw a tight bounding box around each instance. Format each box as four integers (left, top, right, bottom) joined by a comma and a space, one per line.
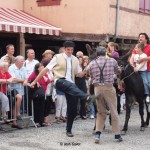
133, 42, 149, 103
87, 78, 95, 119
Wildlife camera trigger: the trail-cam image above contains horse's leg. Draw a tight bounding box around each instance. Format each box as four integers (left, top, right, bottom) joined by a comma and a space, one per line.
144, 100, 150, 127
145, 85, 150, 127
93, 118, 96, 130
121, 101, 131, 135
138, 99, 145, 131
109, 114, 112, 125
117, 92, 121, 114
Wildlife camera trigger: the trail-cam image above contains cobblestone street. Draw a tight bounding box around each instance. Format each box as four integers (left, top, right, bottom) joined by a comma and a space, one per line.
0, 106, 150, 150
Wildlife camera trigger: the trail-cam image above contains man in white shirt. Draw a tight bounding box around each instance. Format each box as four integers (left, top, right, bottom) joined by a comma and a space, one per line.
1, 44, 15, 64
9, 56, 28, 123
24, 49, 39, 78
30, 41, 99, 137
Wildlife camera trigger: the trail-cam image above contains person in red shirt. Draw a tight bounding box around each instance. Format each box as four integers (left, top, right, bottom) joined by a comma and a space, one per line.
0, 62, 12, 93
28, 63, 51, 127
0, 61, 23, 129
0, 62, 12, 122
130, 33, 150, 104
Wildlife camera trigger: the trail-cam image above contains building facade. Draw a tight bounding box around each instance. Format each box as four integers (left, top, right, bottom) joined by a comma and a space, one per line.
0, 0, 150, 56
23, 0, 150, 51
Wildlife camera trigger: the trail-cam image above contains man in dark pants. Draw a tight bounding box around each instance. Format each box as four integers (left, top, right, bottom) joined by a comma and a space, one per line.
65, 94, 78, 134
30, 41, 98, 137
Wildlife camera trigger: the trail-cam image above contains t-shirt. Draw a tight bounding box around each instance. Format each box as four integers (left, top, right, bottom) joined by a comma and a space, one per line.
0, 71, 12, 94
132, 44, 150, 71
24, 59, 39, 78
134, 53, 147, 71
111, 51, 119, 58
28, 72, 50, 93
1, 54, 15, 64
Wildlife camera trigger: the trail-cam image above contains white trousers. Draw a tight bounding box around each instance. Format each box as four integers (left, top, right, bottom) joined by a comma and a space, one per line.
0, 92, 10, 113
55, 95, 67, 117
120, 93, 126, 111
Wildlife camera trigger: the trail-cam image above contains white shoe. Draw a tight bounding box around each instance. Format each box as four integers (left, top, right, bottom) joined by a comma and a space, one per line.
90, 115, 95, 119
120, 108, 124, 111
146, 96, 150, 103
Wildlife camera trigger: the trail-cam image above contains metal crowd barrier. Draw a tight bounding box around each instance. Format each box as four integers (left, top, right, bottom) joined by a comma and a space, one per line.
0, 82, 37, 132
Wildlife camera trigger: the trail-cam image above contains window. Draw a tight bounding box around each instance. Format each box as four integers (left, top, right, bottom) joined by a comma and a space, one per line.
36, 0, 61, 7
139, 0, 150, 14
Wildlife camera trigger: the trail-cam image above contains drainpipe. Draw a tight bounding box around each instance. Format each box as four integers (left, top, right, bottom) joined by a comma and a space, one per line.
23, 0, 25, 11
114, 0, 120, 42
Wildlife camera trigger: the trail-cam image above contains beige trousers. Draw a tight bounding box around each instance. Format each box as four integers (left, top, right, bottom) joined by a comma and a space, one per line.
94, 84, 121, 134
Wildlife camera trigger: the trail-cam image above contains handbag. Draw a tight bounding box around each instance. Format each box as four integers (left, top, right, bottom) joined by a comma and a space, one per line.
29, 85, 45, 99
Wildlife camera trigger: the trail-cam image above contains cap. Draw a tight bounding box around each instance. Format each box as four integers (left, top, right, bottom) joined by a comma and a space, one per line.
42, 50, 55, 56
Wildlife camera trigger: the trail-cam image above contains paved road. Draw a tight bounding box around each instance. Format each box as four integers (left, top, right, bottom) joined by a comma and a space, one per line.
0, 106, 150, 150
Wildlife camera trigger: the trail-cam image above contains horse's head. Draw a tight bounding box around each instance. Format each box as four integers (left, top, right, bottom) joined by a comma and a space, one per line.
86, 44, 108, 63
86, 44, 97, 62
117, 56, 134, 80
118, 57, 128, 70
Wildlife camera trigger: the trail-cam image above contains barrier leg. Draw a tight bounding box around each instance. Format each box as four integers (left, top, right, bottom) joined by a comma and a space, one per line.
25, 100, 37, 128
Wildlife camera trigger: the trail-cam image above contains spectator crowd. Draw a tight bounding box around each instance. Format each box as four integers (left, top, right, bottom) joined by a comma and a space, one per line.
1, 33, 149, 144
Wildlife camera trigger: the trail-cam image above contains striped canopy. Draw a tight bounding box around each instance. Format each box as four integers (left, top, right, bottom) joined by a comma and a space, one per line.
0, 8, 61, 36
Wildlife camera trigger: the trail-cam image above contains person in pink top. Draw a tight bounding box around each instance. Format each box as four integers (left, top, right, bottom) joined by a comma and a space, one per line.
28, 63, 51, 127
107, 42, 119, 59
29, 63, 50, 93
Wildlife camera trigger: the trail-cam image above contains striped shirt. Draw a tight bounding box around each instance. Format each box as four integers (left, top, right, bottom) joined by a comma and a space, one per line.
87, 56, 119, 85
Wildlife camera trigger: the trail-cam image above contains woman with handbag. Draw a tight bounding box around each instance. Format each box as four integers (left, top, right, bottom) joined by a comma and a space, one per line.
41, 58, 54, 126
28, 63, 51, 127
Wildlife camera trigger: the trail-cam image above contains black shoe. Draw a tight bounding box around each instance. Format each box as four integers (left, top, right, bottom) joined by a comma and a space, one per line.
115, 135, 123, 142
11, 124, 23, 129
66, 132, 74, 137
40, 123, 49, 127
95, 133, 100, 144
87, 94, 101, 104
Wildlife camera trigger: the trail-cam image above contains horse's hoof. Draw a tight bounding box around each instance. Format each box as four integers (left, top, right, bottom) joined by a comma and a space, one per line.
144, 122, 149, 127
140, 127, 145, 131
121, 130, 126, 135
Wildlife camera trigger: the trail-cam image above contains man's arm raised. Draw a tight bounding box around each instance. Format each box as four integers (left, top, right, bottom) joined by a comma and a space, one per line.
30, 67, 49, 88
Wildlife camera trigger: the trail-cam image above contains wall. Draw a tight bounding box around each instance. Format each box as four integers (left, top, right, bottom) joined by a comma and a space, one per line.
23, 0, 110, 34
0, 0, 23, 9
109, 0, 150, 38
23, 0, 150, 39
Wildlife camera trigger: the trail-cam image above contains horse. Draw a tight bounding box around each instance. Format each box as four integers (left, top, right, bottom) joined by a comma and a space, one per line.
86, 44, 150, 134
118, 53, 150, 134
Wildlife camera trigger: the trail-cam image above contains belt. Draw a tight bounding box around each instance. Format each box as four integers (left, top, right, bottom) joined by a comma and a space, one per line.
54, 78, 66, 84
94, 83, 113, 86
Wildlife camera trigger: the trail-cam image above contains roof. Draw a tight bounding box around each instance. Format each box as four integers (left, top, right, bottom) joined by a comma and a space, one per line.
0, 8, 61, 36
